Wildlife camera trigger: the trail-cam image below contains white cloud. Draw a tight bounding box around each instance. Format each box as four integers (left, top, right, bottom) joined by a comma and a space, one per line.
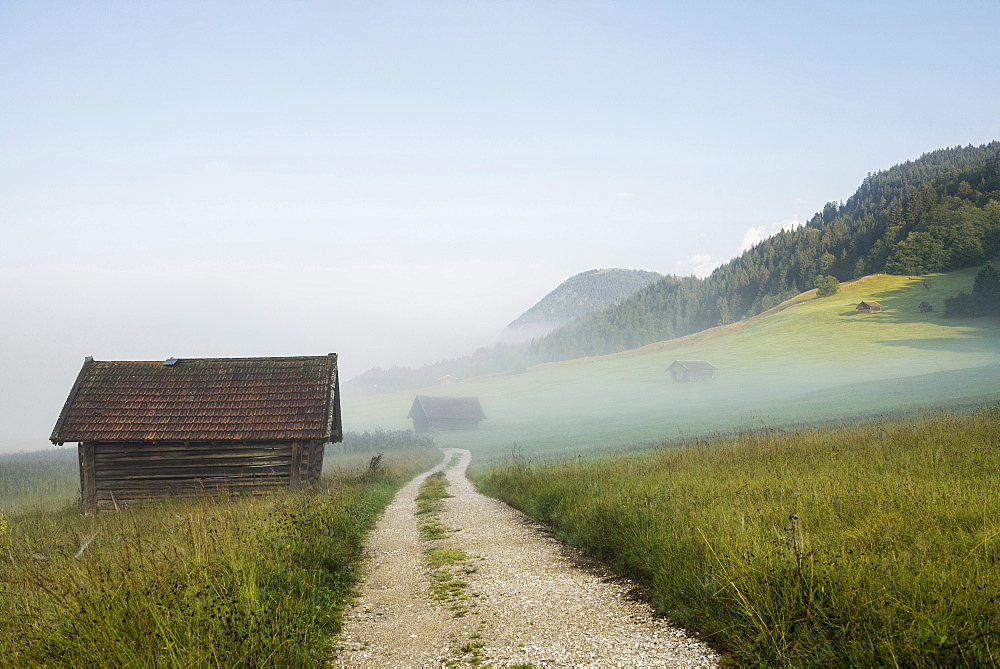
739, 216, 803, 253
676, 215, 804, 280
675, 253, 722, 278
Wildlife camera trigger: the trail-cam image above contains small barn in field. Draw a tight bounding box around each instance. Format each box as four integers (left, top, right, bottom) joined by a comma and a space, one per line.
408, 395, 486, 432
667, 360, 717, 382
50, 354, 342, 512
919, 301, 933, 313
857, 300, 883, 313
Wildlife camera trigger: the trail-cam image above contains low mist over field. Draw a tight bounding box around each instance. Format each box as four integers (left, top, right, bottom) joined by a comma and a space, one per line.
3, 2, 1000, 452
348, 270, 1000, 461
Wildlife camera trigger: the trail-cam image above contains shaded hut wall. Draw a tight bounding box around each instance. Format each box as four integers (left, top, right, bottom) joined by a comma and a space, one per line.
411, 415, 481, 432
669, 367, 714, 381
292, 440, 325, 489
80, 440, 324, 511
412, 415, 430, 432
307, 440, 325, 485
426, 417, 482, 431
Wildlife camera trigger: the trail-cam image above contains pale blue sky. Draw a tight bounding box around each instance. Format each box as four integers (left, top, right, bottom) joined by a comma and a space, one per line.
2, 1, 998, 450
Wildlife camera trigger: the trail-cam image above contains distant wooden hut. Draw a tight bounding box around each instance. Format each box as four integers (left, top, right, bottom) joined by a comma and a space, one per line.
408, 396, 486, 432
50, 355, 342, 512
667, 360, 717, 382
857, 300, 883, 313
919, 301, 933, 313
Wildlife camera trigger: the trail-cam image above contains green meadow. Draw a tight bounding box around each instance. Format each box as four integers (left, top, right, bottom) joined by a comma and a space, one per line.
346, 268, 1000, 461
2, 267, 997, 665
477, 409, 1000, 666
0, 448, 440, 667
344, 268, 1000, 663
0, 450, 79, 512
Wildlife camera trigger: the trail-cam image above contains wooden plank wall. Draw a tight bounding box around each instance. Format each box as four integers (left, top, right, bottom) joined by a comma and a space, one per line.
83, 441, 324, 511
304, 441, 325, 486
427, 418, 481, 431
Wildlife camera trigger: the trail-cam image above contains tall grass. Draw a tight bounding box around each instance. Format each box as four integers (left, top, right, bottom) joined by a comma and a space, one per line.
0, 448, 440, 667
477, 410, 1000, 666
328, 428, 435, 455
0, 449, 79, 512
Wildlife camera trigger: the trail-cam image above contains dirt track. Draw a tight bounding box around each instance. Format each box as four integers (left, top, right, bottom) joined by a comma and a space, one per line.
332, 448, 719, 667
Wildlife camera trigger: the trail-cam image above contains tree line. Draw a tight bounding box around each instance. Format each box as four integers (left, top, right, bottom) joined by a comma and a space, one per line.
529, 142, 1000, 360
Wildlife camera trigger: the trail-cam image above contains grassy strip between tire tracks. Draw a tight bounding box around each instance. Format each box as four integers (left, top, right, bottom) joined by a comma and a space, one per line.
476, 409, 1000, 666
417, 465, 473, 618
415, 459, 486, 666
0, 448, 440, 667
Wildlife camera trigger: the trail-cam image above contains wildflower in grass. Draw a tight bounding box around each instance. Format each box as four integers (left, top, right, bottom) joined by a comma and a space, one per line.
0, 510, 9, 558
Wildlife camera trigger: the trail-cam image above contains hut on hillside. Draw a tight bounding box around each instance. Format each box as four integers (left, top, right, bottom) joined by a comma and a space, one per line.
667, 360, 717, 382
408, 395, 486, 432
919, 301, 933, 313
857, 300, 883, 313
50, 355, 342, 512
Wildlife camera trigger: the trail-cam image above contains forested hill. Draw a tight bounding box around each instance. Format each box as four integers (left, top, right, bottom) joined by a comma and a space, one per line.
503, 268, 662, 340
530, 142, 1000, 360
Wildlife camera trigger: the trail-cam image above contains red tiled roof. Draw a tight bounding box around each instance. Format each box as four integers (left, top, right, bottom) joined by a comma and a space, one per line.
50, 355, 341, 444
408, 396, 486, 421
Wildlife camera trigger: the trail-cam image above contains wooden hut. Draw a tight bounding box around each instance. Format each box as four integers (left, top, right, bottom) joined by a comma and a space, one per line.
50, 355, 342, 512
408, 396, 486, 432
667, 360, 717, 382
856, 300, 883, 313
919, 301, 933, 313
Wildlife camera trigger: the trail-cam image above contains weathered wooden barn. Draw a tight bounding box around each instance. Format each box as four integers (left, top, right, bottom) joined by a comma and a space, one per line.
857, 300, 883, 313
50, 354, 342, 512
919, 301, 933, 313
667, 360, 717, 382
408, 395, 486, 432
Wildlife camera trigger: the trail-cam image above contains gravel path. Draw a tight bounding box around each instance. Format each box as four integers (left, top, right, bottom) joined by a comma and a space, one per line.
332, 448, 720, 667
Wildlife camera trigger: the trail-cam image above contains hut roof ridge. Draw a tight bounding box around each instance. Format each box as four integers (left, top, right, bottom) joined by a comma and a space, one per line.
667, 359, 717, 370
50, 354, 340, 444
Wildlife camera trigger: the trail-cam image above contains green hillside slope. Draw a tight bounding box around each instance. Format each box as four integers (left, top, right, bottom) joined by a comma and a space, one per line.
531, 142, 1000, 361
345, 267, 1000, 461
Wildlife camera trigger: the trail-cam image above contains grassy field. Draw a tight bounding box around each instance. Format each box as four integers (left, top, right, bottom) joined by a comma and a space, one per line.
0, 448, 441, 667
346, 268, 1000, 462
0, 449, 79, 512
477, 408, 1000, 666
3, 267, 997, 664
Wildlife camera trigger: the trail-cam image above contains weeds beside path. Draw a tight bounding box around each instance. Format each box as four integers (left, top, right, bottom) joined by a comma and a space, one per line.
0, 450, 438, 667
478, 410, 1000, 666
332, 451, 471, 664
332, 448, 718, 667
